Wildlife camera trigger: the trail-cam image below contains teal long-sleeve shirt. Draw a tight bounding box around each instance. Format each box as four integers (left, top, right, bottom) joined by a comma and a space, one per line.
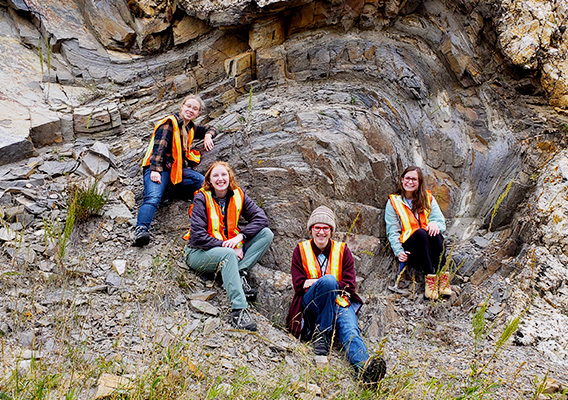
384, 196, 446, 257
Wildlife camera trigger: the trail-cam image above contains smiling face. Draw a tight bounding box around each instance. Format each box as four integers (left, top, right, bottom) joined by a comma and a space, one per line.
209, 165, 230, 197
311, 224, 332, 250
401, 170, 420, 197
180, 98, 201, 122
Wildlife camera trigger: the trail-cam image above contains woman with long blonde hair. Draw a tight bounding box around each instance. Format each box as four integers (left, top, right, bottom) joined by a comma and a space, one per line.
133, 95, 216, 247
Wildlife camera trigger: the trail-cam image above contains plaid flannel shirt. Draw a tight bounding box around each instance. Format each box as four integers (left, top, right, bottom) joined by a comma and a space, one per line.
148, 113, 217, 172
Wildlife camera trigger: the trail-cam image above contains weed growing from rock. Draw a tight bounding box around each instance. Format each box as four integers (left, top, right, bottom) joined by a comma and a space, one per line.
489, 179, 513, 231
66, 180, 108, 222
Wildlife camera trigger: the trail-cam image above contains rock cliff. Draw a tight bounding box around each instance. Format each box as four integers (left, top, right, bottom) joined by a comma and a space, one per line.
1, 0, 568, 397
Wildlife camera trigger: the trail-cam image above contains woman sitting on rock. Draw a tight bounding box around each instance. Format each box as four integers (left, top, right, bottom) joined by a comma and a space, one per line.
184, 161, 273, 331
384, 166, 450, 299
133, 95, 216, 247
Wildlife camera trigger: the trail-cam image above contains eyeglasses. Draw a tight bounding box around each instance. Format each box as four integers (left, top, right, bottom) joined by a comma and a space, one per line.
403, 177, 418, 182
312, 225, 331, 233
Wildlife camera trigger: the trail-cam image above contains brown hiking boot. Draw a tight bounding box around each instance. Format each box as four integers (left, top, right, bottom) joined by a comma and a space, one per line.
439, 272, 452, 297
425, 274, 439, 300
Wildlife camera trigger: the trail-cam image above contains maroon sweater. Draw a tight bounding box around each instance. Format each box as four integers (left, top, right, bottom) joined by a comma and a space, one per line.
286, 239, 363, 338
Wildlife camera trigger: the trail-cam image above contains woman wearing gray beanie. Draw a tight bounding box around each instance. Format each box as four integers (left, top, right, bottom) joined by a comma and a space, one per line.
286, 206, 386, 385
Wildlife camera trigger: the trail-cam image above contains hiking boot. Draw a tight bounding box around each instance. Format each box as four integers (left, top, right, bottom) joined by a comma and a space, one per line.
311, 328, 330, 356
425, 274, 439, 300
358, 354, 387, 385
240, 271, 258, 302
231, 308, 257, 331
439, 271, 452, 297
133, 226, 150, 247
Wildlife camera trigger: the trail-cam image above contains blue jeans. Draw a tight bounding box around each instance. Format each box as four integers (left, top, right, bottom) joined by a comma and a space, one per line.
302, 275, 369, 367
136, 167, 204, 229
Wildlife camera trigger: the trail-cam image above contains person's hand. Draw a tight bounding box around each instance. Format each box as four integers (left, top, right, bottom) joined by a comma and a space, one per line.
222, 234, 244, 249
303, 279, 318, 289
204, 134, 214, 151
427, 221, 440, 236
397, 251, 409, 262
150, 171, 162, 184
233, 247, 244, 260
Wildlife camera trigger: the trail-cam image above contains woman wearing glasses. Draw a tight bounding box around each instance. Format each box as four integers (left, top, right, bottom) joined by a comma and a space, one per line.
385, 166, 450, 299
133, 95, 217, 247
286, 206, 386, 385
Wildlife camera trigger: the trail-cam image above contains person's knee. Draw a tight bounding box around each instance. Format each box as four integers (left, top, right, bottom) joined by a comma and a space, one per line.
143, 194, 161, 207
317, 274, 339, 291
218, 248, 239, 263
415, 228, 429, 239
143, 186, 165, 206
258, 227, 274, 242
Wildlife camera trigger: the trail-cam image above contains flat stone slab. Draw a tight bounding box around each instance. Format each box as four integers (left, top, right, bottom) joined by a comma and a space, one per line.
0, 227, 16, 241
112, 259, 127, 276
190, 300, 219, 316
104, 204, 133, 223
189, 291, 216, 301
0, 100, 35, 166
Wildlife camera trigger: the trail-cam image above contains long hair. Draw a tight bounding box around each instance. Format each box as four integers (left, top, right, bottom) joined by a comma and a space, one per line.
201, 161, 240, 192
179, 95, 205, 151
394, 166, 430, 214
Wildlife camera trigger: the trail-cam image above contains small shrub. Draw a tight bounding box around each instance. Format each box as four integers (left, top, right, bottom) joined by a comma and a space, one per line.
67, 180, 108, 222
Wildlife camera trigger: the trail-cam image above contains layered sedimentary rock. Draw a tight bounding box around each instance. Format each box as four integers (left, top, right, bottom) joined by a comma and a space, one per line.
0, 0, 568, 369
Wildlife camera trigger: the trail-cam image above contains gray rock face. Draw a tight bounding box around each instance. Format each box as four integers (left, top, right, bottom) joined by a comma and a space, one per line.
74, 104, 122, 135
0, 101, 36, 166
0, 0, 567, 393
29, 109, 62, 148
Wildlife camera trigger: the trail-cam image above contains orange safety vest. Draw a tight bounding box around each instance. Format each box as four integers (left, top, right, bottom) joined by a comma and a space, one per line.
388, 190, 433, 243
298, 239, 350, 307
183, 187, 245, 242
141, 115, 201, 185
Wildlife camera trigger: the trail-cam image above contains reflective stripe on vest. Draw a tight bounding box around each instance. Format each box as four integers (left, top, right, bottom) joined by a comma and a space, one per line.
388, 190, 433, 243
184, 188, 245, 241
298, 240, 350, 307
141, 116, 201, 185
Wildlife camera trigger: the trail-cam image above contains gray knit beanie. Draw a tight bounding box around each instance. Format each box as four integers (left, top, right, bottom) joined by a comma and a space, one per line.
307, 206, 336, 232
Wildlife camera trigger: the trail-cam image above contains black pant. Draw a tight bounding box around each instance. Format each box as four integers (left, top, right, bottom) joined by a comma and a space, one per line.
402, 228, 445, 275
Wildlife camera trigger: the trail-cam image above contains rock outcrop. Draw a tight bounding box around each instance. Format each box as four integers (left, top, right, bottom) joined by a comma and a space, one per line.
1, 0, 568, 396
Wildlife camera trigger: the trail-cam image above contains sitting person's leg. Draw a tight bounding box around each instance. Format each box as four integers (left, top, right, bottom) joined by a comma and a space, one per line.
185, 246, 256, 330
238, 227, 274, 272
429, 234, 452, 296
428, 233, 445, 271
136, 168, 171, 228
335, 305, 369, 367
301, 275, 339, 333
336, 305, 387, 384
181, 168, 205, 198
134, 169, 171, 246
402, 228, 435, 274
302, 275, 339, 355
185, 246, 247, 309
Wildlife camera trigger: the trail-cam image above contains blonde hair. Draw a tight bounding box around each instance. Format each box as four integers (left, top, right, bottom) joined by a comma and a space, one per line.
180, 95, 205, 112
